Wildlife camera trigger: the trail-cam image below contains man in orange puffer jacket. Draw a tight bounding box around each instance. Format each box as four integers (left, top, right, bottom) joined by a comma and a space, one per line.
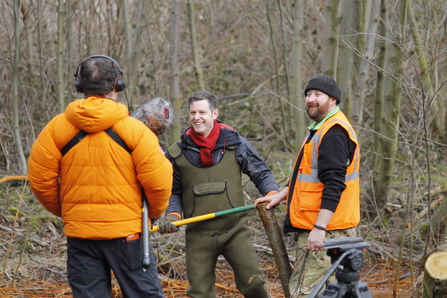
28, 55, 173, 298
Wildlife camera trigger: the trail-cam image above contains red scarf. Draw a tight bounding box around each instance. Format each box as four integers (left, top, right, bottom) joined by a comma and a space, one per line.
188, 120, 221, 167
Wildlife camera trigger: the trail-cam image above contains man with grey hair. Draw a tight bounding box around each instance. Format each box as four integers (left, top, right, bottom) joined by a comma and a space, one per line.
159, 90, 279, 298
131, 97, 173, 136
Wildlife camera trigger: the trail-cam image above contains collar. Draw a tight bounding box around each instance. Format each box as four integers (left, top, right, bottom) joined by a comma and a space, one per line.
307, 106, 340, 130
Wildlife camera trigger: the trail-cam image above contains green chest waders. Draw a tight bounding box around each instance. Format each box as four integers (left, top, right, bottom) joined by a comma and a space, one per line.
168, 143, 246, 234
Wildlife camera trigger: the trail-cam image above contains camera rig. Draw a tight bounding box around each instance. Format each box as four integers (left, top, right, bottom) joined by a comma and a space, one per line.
307, 237, 372, 298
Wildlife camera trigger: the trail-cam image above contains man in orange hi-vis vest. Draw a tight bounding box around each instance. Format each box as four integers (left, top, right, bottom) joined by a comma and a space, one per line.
255, 75, 360, 298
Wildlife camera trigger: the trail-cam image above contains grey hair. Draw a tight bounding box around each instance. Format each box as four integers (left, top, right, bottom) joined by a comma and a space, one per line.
131, 97, 174, 136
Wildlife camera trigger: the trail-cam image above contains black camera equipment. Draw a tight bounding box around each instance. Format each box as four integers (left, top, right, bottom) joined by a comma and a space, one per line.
307, 237, 372, 298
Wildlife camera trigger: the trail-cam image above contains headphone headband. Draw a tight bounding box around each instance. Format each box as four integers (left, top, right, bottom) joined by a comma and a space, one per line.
74, 55, 125, 93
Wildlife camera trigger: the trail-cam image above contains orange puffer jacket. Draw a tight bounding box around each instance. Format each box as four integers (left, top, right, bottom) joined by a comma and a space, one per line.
28, 97, 173, 240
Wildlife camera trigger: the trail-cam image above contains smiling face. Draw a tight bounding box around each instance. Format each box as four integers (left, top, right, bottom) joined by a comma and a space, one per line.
189, 99, 219, 137
305, 90, 337, 123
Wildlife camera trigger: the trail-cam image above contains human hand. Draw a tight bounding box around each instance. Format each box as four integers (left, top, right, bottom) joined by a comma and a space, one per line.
307, 228, 325, 251
158, 214, 179, 234
255, 191, 283, 209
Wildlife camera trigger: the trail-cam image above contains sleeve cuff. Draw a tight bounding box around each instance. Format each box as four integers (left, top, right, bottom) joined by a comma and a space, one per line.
167, 212, 182, 220
266, 190, 279, 196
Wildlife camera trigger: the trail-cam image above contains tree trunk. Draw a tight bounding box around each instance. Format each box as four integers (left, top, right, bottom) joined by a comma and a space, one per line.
20, 1, 34, 73
187, 0, 205, 91
368, 0, 388, 215
12, 0, 27, 175
407, 1, 443, 141
337, 0, 357, 117
122, 0, 134, 108
291, 0, 305, 149
128, 0, 145, 109
57, 0, 65, 113
169, 0, 182, 144
276, 0, 293, 127
266, 0, 288, 144
322, 0, 343, 78
371, 0, 405, 213
444, 16, 447, 144
353, 0, 379, 127
66, 0, 73, 103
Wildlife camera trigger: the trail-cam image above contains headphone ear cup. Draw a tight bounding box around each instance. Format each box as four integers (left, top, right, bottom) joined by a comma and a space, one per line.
115, 78, 125, 92
75, 79, 83, 93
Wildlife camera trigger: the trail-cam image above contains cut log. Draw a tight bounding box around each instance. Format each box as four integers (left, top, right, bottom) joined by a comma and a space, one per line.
418, 245, 447, 298
425, 251, 447, 280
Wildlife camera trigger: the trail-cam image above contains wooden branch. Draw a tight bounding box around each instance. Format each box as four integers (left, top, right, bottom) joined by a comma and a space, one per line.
0, 224, 48, 247
0, 175, 27, 184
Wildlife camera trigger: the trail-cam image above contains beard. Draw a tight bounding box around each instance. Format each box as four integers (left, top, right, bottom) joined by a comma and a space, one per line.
306, 98, 331, 123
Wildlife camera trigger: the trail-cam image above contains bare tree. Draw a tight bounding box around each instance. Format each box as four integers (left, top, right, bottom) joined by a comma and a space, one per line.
20, 1, 34, 73
66, 0, 73, 103
368, 0, 388, 216
12, 0, 27, 175
407, 1, 442, 140
291, 0, 305, 148
339, 0, 372, 123
322, 0, 343, 78
353, 0, 380, 126
276, 0, 292, 125
124, 0, 146, 109
372, 0, 406, 213
337, 0, 363, 118
187, 0, 205, 90
56, 0, 65, 113
266, 0, 288, 143
169, 0, 182, 144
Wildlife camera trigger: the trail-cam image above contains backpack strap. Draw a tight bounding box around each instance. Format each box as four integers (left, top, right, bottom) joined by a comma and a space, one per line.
61, 127, 132, 156
104, 127, 132, 154
61, 130, 89, 156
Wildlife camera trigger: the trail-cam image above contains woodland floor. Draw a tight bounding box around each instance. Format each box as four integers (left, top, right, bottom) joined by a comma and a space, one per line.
0, 182, 418, 298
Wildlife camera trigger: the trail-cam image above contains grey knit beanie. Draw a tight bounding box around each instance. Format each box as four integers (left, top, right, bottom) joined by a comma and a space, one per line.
304, 75, 341, 104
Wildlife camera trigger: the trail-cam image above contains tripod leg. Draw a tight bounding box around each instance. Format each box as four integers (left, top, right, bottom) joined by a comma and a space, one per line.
316, 282, 344, 298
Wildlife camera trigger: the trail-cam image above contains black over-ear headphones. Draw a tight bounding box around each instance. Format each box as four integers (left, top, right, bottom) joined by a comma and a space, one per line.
74, 55, 125, 93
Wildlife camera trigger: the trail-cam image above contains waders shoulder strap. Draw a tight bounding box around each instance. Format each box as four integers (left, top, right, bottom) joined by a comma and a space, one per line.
167, 142, 182, 159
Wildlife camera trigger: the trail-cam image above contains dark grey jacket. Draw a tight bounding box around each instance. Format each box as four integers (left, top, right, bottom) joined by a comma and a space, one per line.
165, 121, 279, 216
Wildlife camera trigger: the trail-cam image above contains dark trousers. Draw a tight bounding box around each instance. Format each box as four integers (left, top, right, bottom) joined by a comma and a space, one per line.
67, 236, 164, 298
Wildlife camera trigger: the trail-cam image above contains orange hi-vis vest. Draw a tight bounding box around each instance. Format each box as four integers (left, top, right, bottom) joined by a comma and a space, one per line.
288, 110, 360, 230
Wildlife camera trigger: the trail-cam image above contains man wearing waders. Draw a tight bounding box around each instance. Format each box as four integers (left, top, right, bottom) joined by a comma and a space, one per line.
158, 90, 279, 298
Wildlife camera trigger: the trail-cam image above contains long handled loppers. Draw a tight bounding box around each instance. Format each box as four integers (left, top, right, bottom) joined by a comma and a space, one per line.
150, 204, 255, 232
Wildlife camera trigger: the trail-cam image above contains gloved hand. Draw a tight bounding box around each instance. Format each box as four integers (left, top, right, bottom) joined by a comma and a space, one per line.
158, 214, 179, 234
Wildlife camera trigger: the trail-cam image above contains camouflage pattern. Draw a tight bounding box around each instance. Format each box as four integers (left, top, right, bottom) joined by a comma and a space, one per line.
289, 227, 357, 298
